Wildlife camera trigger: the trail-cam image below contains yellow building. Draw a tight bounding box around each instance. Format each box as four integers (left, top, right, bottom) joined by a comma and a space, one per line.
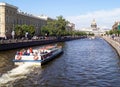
0, 2, 47, 38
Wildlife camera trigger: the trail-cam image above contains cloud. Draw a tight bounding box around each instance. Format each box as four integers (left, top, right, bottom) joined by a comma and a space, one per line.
66, 8, 120, 30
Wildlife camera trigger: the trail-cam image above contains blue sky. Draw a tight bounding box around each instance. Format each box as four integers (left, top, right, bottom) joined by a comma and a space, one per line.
1, 0, 120, 29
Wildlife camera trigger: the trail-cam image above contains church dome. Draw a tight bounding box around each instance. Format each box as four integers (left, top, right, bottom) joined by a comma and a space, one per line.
91, 19, 96, 25
91, 19, 97, 29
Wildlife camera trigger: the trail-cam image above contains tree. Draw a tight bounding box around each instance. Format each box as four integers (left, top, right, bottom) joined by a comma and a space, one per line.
41, 15, 69, 37
21, 25, 35, 36
29, 25, 35, 36
105, 31, 109, 35
41, 26, 50, 36
21, 25, 29, 35
41, 15, 87, 37
15, 25, 23, 38
109, 30, 114, 35
55, 16, 69, 36
15, 25, 35, 38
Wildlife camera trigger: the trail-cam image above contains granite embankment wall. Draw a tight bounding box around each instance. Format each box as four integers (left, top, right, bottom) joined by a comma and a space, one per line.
0, 37, 85, 51
103, 36, 120, 56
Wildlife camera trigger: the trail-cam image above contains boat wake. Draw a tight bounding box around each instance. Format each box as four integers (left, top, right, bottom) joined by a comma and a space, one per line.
0, 63, 41, 86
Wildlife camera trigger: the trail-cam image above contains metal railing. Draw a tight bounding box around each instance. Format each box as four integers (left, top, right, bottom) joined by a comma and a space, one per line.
0, 37, 56, 44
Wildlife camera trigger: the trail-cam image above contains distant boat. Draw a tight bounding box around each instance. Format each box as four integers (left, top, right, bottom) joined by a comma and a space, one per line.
13, 45, 63, 65
89, 36, 95, 40
91, 36, 95, 39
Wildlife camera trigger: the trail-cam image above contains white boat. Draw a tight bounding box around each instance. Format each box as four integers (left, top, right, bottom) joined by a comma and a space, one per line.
13, 45, 63, 65
91, 36, 95, 39
89, 36, 95, 40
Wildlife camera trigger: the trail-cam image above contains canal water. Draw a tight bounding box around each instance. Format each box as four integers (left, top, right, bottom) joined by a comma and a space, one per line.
0, 38, 120, 87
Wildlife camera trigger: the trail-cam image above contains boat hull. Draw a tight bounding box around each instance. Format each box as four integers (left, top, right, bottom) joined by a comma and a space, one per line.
13, 60, 42, 65
41, 49, 63, 65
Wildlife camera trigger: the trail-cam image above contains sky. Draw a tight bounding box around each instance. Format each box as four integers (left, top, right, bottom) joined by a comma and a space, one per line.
1, 0, 120, 30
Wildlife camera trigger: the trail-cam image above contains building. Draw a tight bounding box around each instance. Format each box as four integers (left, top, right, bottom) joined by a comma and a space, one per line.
80, 19, 107, 36
112, 21, 120, 30
90, 19, 100, 36
80, 27, 93, 34
91, 19, 97, 30
38, 15, 54, 21
66, 23, 75, 31
80, 19, 99, 35
0, 2, 48, 38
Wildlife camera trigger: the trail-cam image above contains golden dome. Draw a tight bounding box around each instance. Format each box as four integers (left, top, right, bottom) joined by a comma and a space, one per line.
91, 19, 96, 25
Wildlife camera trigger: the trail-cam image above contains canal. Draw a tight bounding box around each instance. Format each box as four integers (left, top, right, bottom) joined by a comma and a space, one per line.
0, 38, 120, 87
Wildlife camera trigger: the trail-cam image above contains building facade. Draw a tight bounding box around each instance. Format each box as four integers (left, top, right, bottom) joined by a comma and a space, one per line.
66, 23, 75, 31
90, 19, 100, 36
38, 15, 54, 21
112, 21, 120, 31
0, 2, 47, 38
91, 19, 97, 30
80, 19, 105, 36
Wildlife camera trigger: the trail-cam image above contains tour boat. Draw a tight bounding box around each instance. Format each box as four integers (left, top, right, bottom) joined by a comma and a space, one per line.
13, 45, 63, 65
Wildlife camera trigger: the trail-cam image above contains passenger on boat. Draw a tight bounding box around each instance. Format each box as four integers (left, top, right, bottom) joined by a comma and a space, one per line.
29, 48, 33, 53
34, 52, 38, 56
27, 49, 30, 55
27, 49, 30, 53
23, 50, 28, 55
26, 48, 33, 54
19, 51, 23, 55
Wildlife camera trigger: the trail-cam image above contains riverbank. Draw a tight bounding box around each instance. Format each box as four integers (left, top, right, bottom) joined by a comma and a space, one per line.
0, 36, 85, 51
102, 36, 120, 56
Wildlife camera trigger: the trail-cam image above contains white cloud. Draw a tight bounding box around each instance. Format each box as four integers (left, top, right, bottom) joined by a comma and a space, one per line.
66, 8, 120, 30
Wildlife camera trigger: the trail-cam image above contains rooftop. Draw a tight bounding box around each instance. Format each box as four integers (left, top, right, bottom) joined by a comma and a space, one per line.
0, 2, 18, 9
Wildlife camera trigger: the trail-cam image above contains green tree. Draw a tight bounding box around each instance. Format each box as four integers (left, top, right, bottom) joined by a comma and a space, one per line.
109, 30, 114, 35
41, 15, 69, 37
106, 31, 109, 35
15, 24, 35, 38
21, 25, 35, 36
55, 16, 69, 36
29, 25, 35, 36
41, 26, 50, 36
21, 25, 29, 35
15, 25, 23, 38
41, 15, 87, 37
